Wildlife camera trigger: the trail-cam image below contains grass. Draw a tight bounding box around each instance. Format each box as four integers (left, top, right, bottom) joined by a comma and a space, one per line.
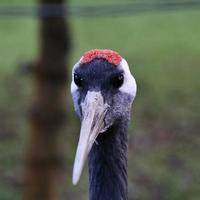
0, 1, 200, 199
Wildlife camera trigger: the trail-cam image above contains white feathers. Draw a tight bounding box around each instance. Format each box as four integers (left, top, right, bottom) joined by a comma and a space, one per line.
118, 59, 137, 99
71, 81, 78, 94
70, 62, 80, 94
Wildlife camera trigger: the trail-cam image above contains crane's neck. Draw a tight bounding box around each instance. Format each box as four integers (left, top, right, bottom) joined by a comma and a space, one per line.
88, 119, 128, 200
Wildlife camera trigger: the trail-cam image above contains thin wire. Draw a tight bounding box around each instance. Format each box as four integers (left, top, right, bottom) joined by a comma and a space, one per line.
0, 1, 200, 17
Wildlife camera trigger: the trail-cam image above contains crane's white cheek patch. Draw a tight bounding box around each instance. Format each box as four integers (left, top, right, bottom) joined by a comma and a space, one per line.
119, 59, 137, 99
71, 81, 78, 94
120, 74, 137, 99
71, 62, 80, 94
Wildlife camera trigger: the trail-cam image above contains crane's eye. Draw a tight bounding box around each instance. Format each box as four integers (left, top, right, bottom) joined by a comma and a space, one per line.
112, 74, 124, 88
74, 74, 83, 87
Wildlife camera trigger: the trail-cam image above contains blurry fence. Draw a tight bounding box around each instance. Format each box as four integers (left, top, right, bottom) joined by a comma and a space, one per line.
0, 0, 200, 17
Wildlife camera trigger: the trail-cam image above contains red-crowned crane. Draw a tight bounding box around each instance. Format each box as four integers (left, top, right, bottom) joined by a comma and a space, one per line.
71, 49, 137, 200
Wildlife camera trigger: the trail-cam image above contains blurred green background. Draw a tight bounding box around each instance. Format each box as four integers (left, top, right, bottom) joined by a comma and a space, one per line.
0, 0, 199, 199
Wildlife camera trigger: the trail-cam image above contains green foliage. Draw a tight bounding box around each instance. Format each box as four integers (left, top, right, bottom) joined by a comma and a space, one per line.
0, 1, 199, 199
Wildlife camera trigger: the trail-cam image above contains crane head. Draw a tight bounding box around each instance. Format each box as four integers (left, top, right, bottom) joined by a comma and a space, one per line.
71, 49, 137, 185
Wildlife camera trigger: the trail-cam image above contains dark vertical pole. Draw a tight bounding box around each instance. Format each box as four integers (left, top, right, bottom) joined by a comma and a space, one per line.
23, 0, 70, 200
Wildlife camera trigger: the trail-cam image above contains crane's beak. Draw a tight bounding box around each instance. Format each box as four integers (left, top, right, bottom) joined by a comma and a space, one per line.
72, 91, 109, 185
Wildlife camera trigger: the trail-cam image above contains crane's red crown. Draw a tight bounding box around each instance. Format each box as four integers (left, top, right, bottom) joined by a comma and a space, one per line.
80, 49, 122, 65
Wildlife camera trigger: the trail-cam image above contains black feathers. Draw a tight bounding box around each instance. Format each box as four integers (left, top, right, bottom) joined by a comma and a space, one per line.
88, 120, 128, 200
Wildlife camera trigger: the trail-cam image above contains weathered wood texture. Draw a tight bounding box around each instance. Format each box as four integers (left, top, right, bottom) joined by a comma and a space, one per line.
23, 0, 70, 199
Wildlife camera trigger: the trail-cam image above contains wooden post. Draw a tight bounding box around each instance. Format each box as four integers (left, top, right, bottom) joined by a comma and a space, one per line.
23, 0, 70, 199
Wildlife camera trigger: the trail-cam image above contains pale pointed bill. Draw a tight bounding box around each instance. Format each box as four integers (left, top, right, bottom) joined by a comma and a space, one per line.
72, 91, 109, 185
